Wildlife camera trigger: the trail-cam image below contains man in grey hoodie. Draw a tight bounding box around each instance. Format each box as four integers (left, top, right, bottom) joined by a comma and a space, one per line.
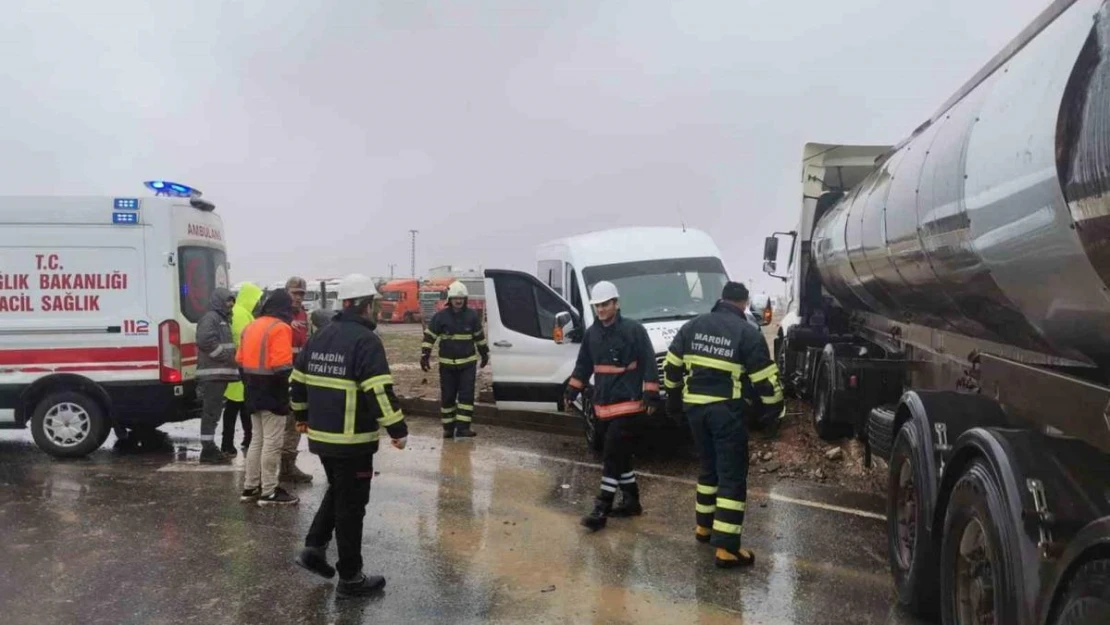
196, 287, 240, 464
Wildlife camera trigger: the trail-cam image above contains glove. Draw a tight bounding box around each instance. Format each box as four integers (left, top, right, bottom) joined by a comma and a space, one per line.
295, 421, 309, 434
643, 389, 660, 416
420, 354, 431, 372
391, 436, 407, 450
564, 387, 580, 412
480, 353, 489, 369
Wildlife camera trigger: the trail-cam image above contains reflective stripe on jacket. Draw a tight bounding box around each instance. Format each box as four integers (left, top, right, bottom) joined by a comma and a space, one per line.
422, 306, 489, 367
290, 309, 408, 457
569, 313, 658, 420
662, 301, 784, 414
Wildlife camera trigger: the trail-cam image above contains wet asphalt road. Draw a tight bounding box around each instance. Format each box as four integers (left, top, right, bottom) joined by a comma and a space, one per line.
0, 418, 927, 625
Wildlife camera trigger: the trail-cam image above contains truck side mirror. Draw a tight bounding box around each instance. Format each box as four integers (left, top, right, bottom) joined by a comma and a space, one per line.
763, 236, 779, 263
553, 311, 577, 344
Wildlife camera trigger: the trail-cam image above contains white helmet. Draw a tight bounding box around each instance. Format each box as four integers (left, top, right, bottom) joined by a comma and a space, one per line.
338, 273, 378, 302
589, 281, 619, 305
447, 281, 468, 299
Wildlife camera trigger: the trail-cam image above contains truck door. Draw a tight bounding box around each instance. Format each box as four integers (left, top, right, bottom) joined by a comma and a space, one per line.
484, 269, 581, 412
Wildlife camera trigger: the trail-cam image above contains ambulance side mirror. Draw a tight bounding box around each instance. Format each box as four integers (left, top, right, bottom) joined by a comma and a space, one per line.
553, 311, 577, 344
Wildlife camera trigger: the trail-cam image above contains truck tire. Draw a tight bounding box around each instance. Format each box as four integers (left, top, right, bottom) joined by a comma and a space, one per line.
940, 459, 1021, 625
1052, 559, 1110, 625
812, 354, 849, 440
888, 425, 938, 617
403, 312, 414, 323
30, 391, 110, 458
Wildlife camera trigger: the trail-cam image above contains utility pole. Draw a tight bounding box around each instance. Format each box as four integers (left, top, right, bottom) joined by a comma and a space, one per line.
409, 229, 418, 278
388, 263, 396, 280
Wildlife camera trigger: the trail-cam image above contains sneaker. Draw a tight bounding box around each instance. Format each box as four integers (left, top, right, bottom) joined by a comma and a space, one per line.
240, 487, 261, 502
257, 487, 299, 506
336, 574, 386, 598
295, 546, 336, 579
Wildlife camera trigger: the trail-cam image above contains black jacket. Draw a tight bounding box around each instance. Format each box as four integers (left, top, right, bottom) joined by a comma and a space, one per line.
422, 305, 489, 367
663, 301, 784, 415
568, 313, 658, 419
242, 290, 295, 416
290, 309, 408, 457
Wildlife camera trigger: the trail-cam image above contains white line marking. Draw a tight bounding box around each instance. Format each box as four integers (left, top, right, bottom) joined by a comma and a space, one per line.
768, 493, 885, 521
494, 447, 884, 520
157, 464, 244, 473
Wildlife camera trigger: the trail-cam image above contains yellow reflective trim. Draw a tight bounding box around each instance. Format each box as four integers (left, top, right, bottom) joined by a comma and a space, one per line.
665, 351, 683, 367
421, 342, 434, 349
290, 369, 307, 383
761, 391, 784, 404
749, 363, 779, 383
713, 520, 743, 535
664, 378, 681, 389
344, 388, 356, 435
717, 498, 746, 511
424, 331, 439, 339
696, 483, 719, 495
441, 406, 456, 413
440, 355, 479, 365
475, 340, 488, 346
443, 334, 474, 340
378, 408, 404, 428
456, 414, 472, 423
359, 374, 394, 392
304, 374, 358, 390
290, 401, 308, 411
683, 354, 742, 375
457, 403, 474, 411
696, 503, 716, 514
441, 417, 456, 424
307, 428, 378, 444
683, 393, 728, 405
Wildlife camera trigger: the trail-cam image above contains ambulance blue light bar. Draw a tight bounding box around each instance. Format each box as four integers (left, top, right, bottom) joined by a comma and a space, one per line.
144, 180, 202, 198
114, 198, 140, 210
112, 212, 139, 225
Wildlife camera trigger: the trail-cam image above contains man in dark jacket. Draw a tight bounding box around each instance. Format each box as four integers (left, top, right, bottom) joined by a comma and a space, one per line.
237, 289, 299, 506
565, 280, 659, 531
421, 280, 489, 438
196, 287, 238, 464
290, 273, 407, 598
663, 281, 785, 569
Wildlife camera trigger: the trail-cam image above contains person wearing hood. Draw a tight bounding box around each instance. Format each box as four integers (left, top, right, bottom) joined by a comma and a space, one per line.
196, 287, 239, 464
223, 282, 264, 454
237, 289, 299, 506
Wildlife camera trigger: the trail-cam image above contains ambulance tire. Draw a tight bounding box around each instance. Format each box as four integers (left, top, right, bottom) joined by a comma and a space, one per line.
30, 391, 110, 458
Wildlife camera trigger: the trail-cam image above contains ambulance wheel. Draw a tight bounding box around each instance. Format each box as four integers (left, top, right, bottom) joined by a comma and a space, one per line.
30, 391, 109, 458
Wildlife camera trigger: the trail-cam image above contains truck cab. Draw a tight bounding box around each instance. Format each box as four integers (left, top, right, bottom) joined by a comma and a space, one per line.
483, 227, 739, 450
377, 279, 420, 323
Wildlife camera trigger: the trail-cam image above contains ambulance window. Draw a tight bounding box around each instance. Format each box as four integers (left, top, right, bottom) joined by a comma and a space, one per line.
179, 246, 229, 323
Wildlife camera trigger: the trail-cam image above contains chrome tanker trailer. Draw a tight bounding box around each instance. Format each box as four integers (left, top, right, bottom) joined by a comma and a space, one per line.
763, 1, 1110, 623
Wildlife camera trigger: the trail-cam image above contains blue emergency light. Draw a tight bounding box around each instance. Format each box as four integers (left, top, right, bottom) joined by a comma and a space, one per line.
144, 180, 202, 198
114, 198, 140, 210
112, 211, 139, 224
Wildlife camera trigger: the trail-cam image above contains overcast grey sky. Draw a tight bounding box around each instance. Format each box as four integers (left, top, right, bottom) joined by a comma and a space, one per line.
0, 0, 1051, 294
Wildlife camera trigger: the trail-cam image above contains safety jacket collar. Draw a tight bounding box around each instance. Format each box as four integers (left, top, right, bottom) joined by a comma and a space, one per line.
712, 300, 747, 320
336, 308, 377, 331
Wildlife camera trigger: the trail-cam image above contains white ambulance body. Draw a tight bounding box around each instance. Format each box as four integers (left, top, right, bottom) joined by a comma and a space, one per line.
0, 193, 229, 457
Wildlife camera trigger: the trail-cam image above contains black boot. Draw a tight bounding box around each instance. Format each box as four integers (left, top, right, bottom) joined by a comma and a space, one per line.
336, 573, 386, 597
443, 424, 455, 439
610, 488, 642, 518
580, 498, 612, 532
295, 546, 335, 579
455, 422, 477, 438
200, 442, 230, 464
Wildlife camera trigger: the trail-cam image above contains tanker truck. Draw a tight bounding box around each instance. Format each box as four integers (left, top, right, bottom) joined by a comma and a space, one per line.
763, 1, 1110, 623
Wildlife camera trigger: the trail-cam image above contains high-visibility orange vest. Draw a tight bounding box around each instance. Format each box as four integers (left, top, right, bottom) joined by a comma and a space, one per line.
237, 316, 293, 375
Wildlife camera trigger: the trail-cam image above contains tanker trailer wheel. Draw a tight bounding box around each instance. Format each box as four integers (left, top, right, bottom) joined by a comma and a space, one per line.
940, 459, 1021, 625
812, 352, 850, 440
888, 425, 938, 617
1051, 559, 1110, 625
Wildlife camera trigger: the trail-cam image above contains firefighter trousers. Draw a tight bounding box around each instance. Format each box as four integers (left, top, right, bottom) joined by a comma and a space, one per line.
597, 415, 640, 506
440, 363, 477, 429
687, 401, 749, 552
304, 454, 374, 581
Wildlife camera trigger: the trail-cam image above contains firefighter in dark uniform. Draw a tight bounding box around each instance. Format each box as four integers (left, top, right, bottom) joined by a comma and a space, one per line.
290, 273, 408, 597
565, 281, 659, 531
421, 280, 489, 438
663, 281, 784, 569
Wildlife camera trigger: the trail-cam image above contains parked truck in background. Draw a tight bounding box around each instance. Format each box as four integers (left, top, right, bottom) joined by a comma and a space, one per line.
377, 278, 421, 323
418, 277, 457, 323
763, 1, 1110, 622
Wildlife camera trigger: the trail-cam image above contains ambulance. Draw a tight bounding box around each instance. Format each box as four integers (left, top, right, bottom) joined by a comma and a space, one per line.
0, 182, 230, 458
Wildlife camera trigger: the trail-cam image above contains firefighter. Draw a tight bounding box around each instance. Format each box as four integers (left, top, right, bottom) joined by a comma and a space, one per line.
281, 276, 314, 484
421, 281, 489, 438
565, 281, 659, 531
290, 273, 408, 598
662, 281, 785, 569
